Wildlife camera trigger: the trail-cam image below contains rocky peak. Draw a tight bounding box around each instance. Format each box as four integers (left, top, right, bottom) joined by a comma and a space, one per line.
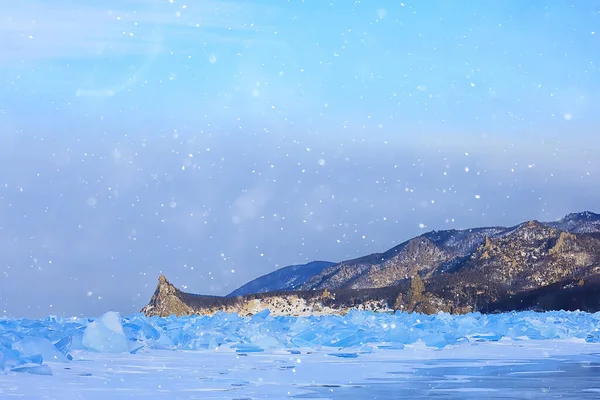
404, 237, 437, 258
423, 226, 508, 256
466, 221, 553, 262
158, 274, 169, 285
548, 231, 577, 255
506, 220, 557, 240
522, 219, 547, 230
140, 275, 194, 317
472, 221, 557, 261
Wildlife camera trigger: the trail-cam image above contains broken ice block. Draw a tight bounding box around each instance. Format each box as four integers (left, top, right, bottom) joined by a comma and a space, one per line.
82, 311, 130, 353
12, 337, 69, 363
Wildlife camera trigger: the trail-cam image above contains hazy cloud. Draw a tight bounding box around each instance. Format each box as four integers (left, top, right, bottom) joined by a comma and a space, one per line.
0, 0, 278, 61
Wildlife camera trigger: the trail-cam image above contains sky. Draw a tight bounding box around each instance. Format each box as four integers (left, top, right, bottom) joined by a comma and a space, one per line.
0, 0, 599, 317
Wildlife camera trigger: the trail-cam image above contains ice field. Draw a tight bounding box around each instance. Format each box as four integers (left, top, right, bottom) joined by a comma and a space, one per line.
2, 310, 600, 398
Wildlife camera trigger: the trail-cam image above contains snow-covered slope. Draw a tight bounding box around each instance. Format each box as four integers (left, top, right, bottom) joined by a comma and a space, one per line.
227, 261, 335, 297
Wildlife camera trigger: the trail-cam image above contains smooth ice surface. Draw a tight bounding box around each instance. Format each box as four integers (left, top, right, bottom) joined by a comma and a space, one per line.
1, 340, 600, 399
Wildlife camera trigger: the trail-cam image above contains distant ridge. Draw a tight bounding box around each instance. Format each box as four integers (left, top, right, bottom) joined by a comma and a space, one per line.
546, 211, 600, 234
227, 261, 335, 297
143, 211, 600, 317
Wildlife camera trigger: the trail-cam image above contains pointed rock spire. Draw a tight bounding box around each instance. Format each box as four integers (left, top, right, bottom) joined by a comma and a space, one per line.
141, 275, 194, 317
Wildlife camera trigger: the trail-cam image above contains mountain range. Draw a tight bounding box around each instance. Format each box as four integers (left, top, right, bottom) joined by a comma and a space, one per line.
142, 211, 600, 317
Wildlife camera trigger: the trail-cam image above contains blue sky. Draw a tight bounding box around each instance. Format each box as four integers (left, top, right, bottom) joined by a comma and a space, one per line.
0, 1, 599, 317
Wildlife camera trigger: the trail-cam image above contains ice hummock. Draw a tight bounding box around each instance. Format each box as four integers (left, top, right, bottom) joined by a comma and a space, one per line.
1, 310, 600, 375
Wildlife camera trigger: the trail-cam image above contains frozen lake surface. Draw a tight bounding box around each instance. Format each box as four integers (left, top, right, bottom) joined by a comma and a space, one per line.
2, 340, 600, 399
2, 310, 600, 398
